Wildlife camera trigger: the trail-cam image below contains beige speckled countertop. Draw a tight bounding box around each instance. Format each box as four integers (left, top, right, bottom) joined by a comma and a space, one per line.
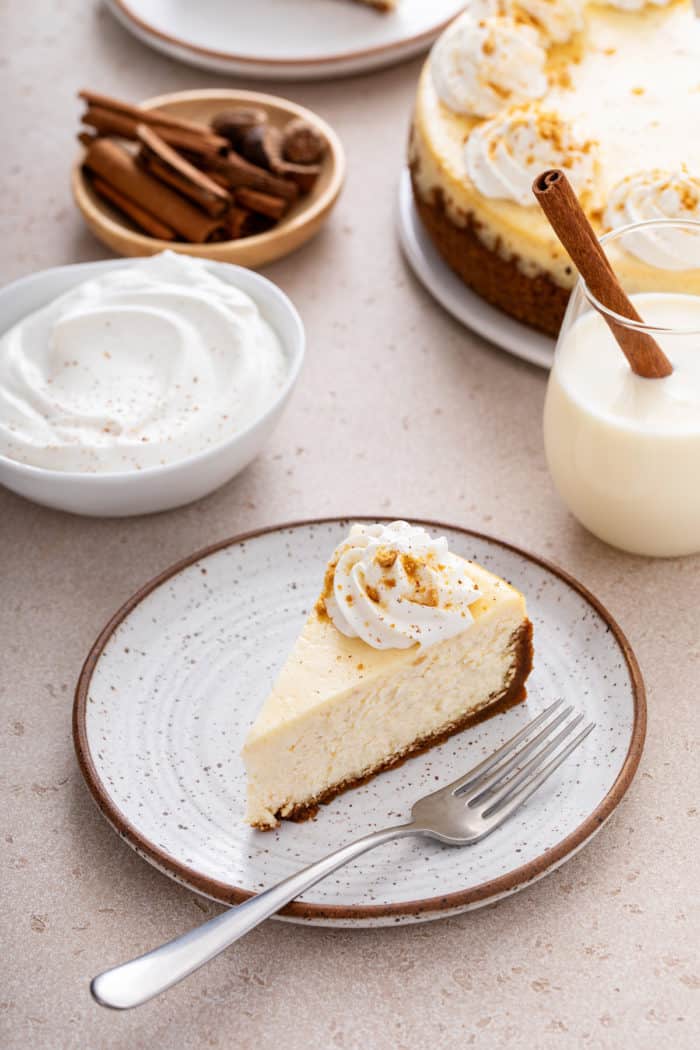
1, 4, 699, 1048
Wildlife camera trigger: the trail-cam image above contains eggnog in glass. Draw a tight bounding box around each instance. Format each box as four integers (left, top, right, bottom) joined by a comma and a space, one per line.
543, 218, 700, 557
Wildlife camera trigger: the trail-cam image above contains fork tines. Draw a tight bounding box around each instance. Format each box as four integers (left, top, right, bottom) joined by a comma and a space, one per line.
450, 700, 595, 823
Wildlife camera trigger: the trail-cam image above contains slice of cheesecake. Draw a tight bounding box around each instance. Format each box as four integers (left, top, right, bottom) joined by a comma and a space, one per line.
243, 522, 533, 829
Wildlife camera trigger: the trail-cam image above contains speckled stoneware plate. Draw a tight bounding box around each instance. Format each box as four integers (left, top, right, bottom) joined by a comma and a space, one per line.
104, 0, 466, 80
74, 519, 645, 927
397, 169, 556, 370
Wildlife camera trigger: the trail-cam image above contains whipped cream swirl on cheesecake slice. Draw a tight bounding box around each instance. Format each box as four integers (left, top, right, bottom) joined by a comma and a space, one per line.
320, 522, 482, 650
466, 105, 599, 207
605, 170, 700, 269
431, 12, 547, 118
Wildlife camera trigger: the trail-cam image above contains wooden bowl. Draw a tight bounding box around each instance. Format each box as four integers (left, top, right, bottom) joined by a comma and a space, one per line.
72, 88, 346, 267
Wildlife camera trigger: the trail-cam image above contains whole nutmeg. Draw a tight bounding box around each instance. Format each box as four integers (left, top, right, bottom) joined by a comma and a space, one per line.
211, 108, 268, 150
240, 124, 282, 172
239, 122, 323, 195
282, 119, 326, 166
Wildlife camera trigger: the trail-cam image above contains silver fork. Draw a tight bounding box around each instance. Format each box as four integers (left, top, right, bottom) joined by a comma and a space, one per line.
92, 699, 594, 1010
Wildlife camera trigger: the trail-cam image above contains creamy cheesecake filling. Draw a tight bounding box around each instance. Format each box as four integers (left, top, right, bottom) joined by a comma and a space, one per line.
244, 607, 529, 829
411, 2, 700, 289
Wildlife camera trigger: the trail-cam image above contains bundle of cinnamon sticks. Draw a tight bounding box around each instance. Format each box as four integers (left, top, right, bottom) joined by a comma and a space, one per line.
78, 90, 327, 244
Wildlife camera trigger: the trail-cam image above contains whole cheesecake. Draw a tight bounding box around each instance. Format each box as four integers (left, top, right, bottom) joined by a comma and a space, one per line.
242, 521, 533, 829
409, 0, 700, 335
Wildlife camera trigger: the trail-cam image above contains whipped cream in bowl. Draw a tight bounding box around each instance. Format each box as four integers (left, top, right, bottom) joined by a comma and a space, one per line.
0, 253, 304, 516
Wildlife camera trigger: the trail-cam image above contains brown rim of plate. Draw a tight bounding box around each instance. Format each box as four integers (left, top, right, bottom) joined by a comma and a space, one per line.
109, 0, 457, 67
72, 89, 346, 258
73, 516, 647, 922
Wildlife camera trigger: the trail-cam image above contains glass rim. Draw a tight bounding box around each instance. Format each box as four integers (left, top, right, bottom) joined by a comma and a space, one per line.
578, 217, 700, 336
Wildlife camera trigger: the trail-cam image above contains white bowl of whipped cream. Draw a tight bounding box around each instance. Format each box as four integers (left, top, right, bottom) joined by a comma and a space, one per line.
0, 252, 304, 516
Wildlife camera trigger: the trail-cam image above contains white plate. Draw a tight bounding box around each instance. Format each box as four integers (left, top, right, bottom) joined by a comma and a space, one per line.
74, 519, 645, 927
397, 169, 556, 369
104, 0, 466, 80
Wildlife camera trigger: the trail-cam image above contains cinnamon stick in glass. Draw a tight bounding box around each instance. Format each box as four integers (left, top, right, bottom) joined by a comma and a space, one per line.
83, 138, 224, 243
533, 169, 672, 379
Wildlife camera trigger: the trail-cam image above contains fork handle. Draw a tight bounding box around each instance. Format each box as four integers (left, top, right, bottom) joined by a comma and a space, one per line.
91, 822, 421, 1010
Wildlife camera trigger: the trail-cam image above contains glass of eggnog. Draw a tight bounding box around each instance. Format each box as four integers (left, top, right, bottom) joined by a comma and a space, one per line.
543, 217, 700, 557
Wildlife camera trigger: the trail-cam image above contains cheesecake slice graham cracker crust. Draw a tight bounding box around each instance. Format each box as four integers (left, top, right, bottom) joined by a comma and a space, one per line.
253, 619, 534, 829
